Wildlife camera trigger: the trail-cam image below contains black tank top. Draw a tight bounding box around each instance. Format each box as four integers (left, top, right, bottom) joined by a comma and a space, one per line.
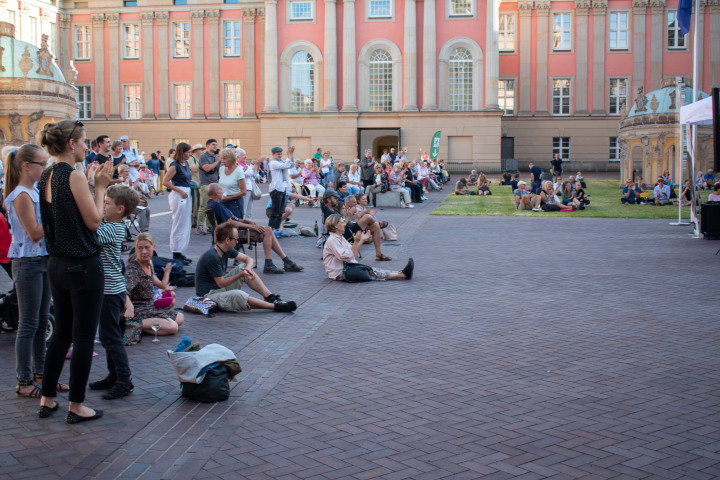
39, 162, 100, 258
170, 160, 192, 188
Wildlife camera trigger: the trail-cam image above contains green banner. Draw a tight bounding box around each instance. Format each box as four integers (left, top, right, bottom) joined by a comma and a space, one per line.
430, 131, 441, 159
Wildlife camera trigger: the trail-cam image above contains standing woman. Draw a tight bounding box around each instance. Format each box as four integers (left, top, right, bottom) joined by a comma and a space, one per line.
218, 148, 247, 220
162, 142, 193, 265
4, 145, 57, 398
37, 120, 113, 423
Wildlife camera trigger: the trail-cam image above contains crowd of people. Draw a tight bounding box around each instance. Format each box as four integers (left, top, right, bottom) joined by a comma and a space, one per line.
622, 169, 704, 206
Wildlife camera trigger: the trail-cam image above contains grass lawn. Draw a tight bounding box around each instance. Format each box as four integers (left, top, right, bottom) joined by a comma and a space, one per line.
431, 178, 699, 219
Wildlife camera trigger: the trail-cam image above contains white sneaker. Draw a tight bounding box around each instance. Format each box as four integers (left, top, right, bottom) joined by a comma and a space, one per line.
408, 204, 415, 208
532, 207, 542, 212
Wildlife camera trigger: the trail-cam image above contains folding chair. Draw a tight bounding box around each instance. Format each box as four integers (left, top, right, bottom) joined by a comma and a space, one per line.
205, 208, 258, 267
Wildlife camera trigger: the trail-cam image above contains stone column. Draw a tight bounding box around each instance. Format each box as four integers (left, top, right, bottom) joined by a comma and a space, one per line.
421, 0, 437, 111
518, 1, 533, 115
191, 10, 205, 119
403, 0, 418, 110
649, 0, 664, 90
710, 3, 720, 91
263, 0, 279, 112
342, 0, 357, 111
591, 0, 607, 114
39, 9, 51, 51
206, 10, 220, 119
323, 0, 338, 111
91, 13, 106, 120
632, 0, 646, 95
106, 13, 120, 119
141, 12, 155, 119
574, 1, 589, 115
484, 0, 500, 110
257, 8, 266, 115
243, 9, 257, 117
57, 14, 73, 80
156, 12, 170, 119
535, 1, 550, 115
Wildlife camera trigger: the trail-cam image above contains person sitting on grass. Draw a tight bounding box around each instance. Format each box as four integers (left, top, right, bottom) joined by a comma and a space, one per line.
575, 181, 590, 207
501, 171, 512, 185
621, 179, 641, 204
680, 179, 700, 207
195, 223, 297, 313
477, 173, 492, 195
455, 178, 478, 195
702, 169, 716, 189
576, 172, 586, 188
561, 181, 584, 209
708, 183, 720, 202
514, 181, 535, 210
653, 177, 672, 205
467, 170, 478, 185
322, 214, 413, 282
510, 173, 520, 190
532, 181, 568, 211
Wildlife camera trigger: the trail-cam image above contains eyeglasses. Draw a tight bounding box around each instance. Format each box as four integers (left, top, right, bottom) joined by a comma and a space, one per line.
28, 161, 46, 168
66, 120, 83, 146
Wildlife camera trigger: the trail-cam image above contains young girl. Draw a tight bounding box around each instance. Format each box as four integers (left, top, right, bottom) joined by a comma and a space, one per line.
4, 145, 59, 398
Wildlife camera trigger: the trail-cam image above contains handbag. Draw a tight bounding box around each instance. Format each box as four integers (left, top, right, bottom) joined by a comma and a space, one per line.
122, 316, 143, 345
342, 261, 374, 282
182, 296, 219, 316
381, 224, 398, 241
181, 364, 230, 403
251, 182, 262, 200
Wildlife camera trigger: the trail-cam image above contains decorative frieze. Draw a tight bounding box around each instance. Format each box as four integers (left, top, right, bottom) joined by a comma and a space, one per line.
205, 10, 220, 25
106, 13, 119, 27
518, 1, 533, 16
191, 10, 205, 25
141, 12, 154, 26
91, 14, 105, 26
155, 12, 170, 26
243, 8, 256, 23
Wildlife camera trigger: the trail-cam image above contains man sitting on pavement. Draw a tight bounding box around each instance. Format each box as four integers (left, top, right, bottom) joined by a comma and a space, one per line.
195, 223, 297, 312
206, 183, 304, 274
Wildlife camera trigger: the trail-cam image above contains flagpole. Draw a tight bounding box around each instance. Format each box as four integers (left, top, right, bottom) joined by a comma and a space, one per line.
688, 0, 700, 237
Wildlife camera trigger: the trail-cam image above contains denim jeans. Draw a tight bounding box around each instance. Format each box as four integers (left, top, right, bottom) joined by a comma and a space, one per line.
13, 256, 51, 382
99, 292, 131, 384
42, 255, 104, 403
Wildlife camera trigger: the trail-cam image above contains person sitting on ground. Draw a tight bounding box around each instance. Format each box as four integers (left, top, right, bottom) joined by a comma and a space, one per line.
266, 191, 317, 226
702, 169, 715, 189
354, 194, 389, 230
501, 171, 512, 185
621, 179, 640, 204
576, 171, 586, 188
532, 180, 568, 211
680, 179, 699, 206
322, 214, 413, 282
662, 169, 674, 188
653, 177, 672, 205
455, 178, 477, 195
574, 181, 590, 206
467, 170, 478, 185
125, 233, 185, 336
321, 190, 392, 261
477, 173, 492, 195
388, 164, 414, 208
708, 183, 720, 202
510, 173, 520, 190
514, 181, 535, 210
195, 223, 297, 313
695, 171, 705, 190
561, 181, 583, 209
206, 183, 304, 274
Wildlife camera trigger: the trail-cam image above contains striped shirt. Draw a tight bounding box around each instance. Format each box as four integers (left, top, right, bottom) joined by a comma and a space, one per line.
97, 221, 128, 295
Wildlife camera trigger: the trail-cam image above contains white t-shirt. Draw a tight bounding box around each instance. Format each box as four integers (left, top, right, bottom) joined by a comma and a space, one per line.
219, 165, 245, 196
348, 170, 361, 184
241, 164, 255, 189
320, 158, 332, 174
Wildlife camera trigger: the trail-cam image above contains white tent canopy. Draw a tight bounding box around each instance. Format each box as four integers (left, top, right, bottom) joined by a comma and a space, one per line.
680, 96, 713, 125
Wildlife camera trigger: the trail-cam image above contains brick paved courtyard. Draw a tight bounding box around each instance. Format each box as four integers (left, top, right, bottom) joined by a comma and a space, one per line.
0, 187, 718, 479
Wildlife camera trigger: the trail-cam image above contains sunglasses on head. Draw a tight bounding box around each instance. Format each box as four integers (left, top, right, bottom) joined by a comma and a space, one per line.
66, 120, 84, 146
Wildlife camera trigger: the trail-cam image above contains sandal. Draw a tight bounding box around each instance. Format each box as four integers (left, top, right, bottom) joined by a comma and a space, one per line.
378, 221, 388, 229
34, 374, 69, 392
376, 254, 392, 261
16, 380, 42, 398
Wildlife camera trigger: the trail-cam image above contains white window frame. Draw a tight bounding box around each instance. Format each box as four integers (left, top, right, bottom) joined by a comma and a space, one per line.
498, 13, 516, 52
449, 0, 473, 17
552, 12, 572, 52
223, 20, 241, 57
29, 17, 38, 46
438, 37, 483, 111
290, 51, 316, 113
172, 83, 192, 119
223, 82, 243, 118
608, 11, 629, 51
173, 22, 191, 58
366, 0, 394, 20
553, 137, 571, 160
288, 0, 314, 21
609, 137, 620, 162
74, 24, 91, 60
608, 77, 629, 116
123, 84, 142, 120
667, 10, 687, 50
448, 47, 473, 112
123, 23, 141, 59
551, 78, 572, 116
48, 22, 57, 55
223, 138, 242, 148
368, 49, 394, 112
498, 78, 515, 116
76, 85, 92, 120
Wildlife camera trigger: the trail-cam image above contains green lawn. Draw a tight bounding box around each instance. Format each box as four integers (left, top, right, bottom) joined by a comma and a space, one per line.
431, 178, 697, 219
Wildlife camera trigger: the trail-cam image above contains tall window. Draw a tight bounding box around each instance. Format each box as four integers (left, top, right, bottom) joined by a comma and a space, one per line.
223, 138, 242, 147
290, 51, 315, 112
369, 0, 392, 18
123, 85, 142, 119
172, 138, 189, 147
173, 22, 190, 58
667, 11, 686, 49
608, 78, 628, 115
498, 79, 515, 116
609, 12, 629, 50
123, 24, 140, 59
29, 17, 38, 45
289, 1, 313, 20
224, 83, 243, 118
368, 49, 393, 111
448, 48, 473, 111
74, 25, 90, 60
173, 84, 192, 118
553, 137, 570, 160
499, 14, 515, 51
609, 137, 620, 162
552, 13, 571, 51
49, 22, 57, 55
552, 78, 571, 115
77, 86, 92, 120
450, 0, 472, 16
224, 21, 241, 56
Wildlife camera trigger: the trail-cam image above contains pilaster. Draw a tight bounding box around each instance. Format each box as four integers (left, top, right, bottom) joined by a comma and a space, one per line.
141, 12, 155, 119
421, 0, 437, 110
206, 10, 220, 119
91, 13, 105, 120
106, 13, 120, 120
484, 0, 500, 110
518, 1, 533, 115
535, 1, 550, 116
191, 10, 205, 119
57, 14, 72, 81
156, 12, 170, 119
710, 1, 720, 91
649, 0, 665, 90
632, 0, 647, 96
591, 0, 607, 114
243, 9, 257, 117
323, 0, 338, 111
263, 0, 279, 112
575, 0, 590, 115
341, 0, 357, 111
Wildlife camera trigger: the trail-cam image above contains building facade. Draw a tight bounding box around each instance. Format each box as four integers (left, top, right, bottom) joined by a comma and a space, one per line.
1, 0, 719, 172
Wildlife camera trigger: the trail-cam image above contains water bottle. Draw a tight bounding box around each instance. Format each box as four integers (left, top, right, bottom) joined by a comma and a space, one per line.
314, 221, 318, 236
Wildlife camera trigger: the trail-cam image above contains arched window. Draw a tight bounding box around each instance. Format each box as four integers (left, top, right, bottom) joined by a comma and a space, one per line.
368, 49, 393, 112
449, 48, 472, 111
291, 51, 315, 113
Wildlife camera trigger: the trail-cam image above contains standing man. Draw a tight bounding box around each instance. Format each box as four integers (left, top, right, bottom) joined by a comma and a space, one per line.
360, 149, 375, 189
94, 135, 113, 165
389, 147, 397, 165
120, 136, 140, 183
551, 153, 563, 180
268, 145, 295, 236
85, 139, 99, 166
197, 139, 221, 235
529, 162, 542, 194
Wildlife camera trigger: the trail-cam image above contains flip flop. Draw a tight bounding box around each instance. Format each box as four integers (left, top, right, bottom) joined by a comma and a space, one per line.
376, 254, 392, 261
16, 382, 42, 399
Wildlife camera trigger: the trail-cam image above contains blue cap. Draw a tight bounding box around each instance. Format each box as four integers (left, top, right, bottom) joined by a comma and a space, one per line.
271, 147, 283, 154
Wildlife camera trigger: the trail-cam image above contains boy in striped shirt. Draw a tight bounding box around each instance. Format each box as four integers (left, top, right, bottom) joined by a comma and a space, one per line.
89, 185, 140, 400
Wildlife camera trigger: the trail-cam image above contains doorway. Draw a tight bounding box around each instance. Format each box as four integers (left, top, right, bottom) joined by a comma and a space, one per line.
357, 128, 400, 160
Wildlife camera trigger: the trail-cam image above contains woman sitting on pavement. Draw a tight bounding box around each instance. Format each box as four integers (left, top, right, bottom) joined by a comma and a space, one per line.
354, 194, 389, 230
322, 214, 413, 282
125, 233, 185, 336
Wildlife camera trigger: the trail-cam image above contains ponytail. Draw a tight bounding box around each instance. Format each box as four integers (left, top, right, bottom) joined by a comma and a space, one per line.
4, 144, 46, 198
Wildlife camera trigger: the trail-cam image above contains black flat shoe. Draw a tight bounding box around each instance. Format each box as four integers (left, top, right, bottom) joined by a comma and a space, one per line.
66, 409, 103, 424
38, 402, 59, 419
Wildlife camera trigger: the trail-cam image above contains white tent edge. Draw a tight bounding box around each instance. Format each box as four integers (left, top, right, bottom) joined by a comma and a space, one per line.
680, 96, 713, 125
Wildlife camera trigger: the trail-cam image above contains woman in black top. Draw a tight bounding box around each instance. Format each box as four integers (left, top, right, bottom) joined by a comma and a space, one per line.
37, 120, 113, 424
162, 142, 193, 264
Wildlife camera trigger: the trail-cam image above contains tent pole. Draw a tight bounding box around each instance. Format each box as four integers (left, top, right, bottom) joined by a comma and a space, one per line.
688, 0, 700, 237
671, 77, 690, 225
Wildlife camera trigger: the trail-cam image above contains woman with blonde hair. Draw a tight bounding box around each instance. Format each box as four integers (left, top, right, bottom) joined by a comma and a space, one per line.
218, 147, 247, 220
